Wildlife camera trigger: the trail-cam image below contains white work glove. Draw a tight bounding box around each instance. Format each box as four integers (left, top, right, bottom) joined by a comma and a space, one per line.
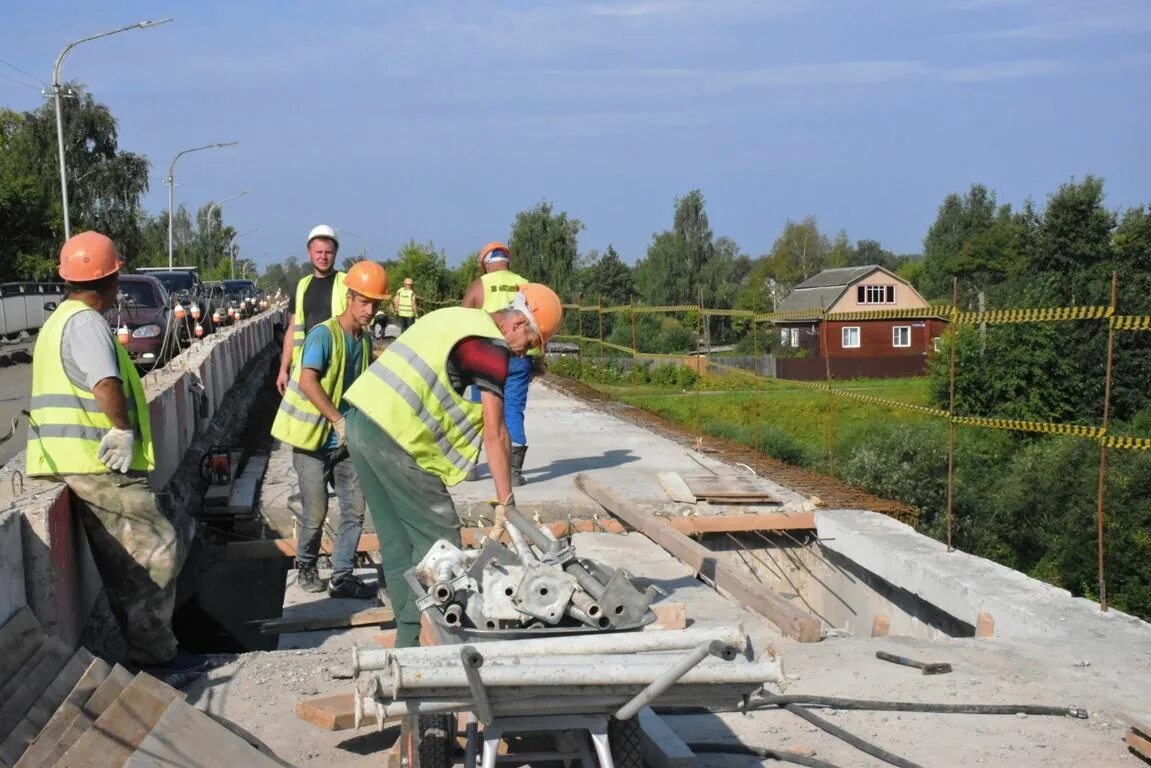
98, 428, 135, 474
332, 417, 347, 448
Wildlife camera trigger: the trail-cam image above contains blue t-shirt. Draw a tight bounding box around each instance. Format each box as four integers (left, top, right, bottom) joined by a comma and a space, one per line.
300, 323, 365, 449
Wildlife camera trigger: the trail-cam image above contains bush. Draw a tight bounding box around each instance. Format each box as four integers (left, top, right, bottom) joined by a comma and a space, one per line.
547, 355, 582, 379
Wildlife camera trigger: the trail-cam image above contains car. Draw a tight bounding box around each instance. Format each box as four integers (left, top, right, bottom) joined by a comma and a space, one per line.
202, 281, 232, 326
222, 279, 260, 320
142, 269, 221, 341
103, 274, 178, 369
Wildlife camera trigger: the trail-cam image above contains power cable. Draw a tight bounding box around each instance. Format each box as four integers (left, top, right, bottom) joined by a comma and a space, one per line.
755, 695, 1088, 718
689, 742, 844, 768
0, 70, 39, 90
0, 57, 46, 87
784, 704, 924, 768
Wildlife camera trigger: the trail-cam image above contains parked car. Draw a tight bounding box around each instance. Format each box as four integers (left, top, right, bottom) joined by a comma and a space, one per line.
222, 279, 260, 320
104, 275, 177, 369
142, 269, 220, 341
202, 281, 232, 326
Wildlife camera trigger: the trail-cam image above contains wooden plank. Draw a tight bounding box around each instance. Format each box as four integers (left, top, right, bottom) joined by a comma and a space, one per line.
38, 665, 135, 766
657, 472, 696, 503
228, 453, 268, 517
0, 609, 43, 686
575, 473, 822, 642
683, 475, 781, 504
0, 637, 70, 742
669, 512, 814, 534
296, 693, 376, 731
0, 649, 93, 764
257, 605, 394, 635
13, 657, 111, 768
56, 673, 182, 767
121, 699, 285, 768
1126, 727, 1151, 760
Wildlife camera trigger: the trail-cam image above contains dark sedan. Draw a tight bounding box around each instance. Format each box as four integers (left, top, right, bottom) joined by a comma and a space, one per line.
104, 275, 177, 369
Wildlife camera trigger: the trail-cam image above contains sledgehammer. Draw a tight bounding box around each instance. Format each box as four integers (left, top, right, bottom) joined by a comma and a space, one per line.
876, 650, 952, 675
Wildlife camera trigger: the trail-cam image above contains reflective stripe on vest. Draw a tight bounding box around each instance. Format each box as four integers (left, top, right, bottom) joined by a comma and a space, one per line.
26, 299, 155, 476
343, 307, 503, 486
291, 272, 349, 367
395, 287, 415, 317
271, 316, 369, 451
480, 270, 527, 313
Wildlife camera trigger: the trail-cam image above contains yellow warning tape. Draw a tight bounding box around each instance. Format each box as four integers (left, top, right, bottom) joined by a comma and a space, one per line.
955, 305, 1112, 325
952, 416, 1104, 438
832, 389, 950, 418
702, 308, 756, 318
630, 305, 698, 314
1103, 435, 1151, 450
825, 306, 947, 323
1112, 315, 1151, 331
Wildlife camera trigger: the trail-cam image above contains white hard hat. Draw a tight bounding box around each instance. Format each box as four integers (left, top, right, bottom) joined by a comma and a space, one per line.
306, 224, 339, 248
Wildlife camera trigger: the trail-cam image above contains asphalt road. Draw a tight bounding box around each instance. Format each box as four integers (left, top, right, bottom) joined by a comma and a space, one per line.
0, 340, 33, 469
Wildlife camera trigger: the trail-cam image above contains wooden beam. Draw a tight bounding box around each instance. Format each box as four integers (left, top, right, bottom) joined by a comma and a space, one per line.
225, 513, 814, 561
256, 605, 395, 635
575, 473, 823, 643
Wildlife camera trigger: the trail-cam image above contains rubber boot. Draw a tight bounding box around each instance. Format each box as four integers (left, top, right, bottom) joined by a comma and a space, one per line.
510, 445, 527, 487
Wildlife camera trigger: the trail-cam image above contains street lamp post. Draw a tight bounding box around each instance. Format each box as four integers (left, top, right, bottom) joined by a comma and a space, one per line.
50, 18, 173, 240
229, 229, 258, 279
166, 142, 238, 269
338, 229, 368, 261
205, 189, 253, 271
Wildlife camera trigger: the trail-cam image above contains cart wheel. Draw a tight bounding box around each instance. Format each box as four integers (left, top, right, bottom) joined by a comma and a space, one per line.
405, 714, 454, 768
608, 717, 645, 768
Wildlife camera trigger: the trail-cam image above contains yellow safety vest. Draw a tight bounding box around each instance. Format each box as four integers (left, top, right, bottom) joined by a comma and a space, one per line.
271, 316, 370, 451
291, 272, 348, 367
344, 307, 503, 486
26, 299, 154, 476
395, 287, 416, 318
480, 269, 527, 312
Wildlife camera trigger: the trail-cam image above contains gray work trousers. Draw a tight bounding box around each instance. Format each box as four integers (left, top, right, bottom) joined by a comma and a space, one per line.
292, 446, 366, 583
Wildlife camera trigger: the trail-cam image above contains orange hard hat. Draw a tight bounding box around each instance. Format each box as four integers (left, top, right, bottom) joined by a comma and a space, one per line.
345, 261, 389, 300
478, 241, 510, 270
512, 283, 563, 348
59, 231, 121, 282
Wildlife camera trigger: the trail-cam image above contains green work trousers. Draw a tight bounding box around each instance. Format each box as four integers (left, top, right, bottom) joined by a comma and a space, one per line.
61, 471, 180, 665
345, 406, 461, 647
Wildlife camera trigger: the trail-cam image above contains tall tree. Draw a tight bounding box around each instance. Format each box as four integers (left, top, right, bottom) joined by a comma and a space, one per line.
508, 201, 582, 299
766, 216, 829, 289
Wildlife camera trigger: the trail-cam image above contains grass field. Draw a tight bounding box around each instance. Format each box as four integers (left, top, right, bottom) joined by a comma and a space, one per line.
591, 375, 936, 468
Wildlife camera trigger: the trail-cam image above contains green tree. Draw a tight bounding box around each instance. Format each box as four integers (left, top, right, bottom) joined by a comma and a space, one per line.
766, 216, 829, 289
390, 240, 451, 305
508, 202, 582, 299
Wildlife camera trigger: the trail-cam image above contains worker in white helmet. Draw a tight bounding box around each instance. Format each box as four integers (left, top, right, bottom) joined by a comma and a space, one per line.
276, 225, 349, 394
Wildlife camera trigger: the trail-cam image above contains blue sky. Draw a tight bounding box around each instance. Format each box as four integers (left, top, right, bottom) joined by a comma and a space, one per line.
3, 1, 1149, 270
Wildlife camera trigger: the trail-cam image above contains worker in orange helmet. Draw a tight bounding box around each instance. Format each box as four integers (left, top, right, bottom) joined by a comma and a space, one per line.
342, 282, 563, 646
271, 260, 389, 598
461, 242, 537, 486
26, 231, 204, 679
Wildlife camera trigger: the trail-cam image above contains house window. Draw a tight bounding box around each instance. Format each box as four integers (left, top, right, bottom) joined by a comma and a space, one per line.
932, 336, 942, 353
842, 326, 860, 348
790, 328, 800, 347
780, 328, 789, 346
856, 284, 896, 304
893, 326, 911, 348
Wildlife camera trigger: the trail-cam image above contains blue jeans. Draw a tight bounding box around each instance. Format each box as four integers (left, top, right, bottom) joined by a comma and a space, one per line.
292, 447, 365, 582
469, 355, 532, 446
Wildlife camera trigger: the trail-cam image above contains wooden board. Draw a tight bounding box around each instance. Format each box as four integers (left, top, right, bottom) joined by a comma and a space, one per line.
0, 649, 92, 765
121, 699, 285, 768
56, 673, 182, 767
0, 636, 71, 741
37, 664, 134, 766
296, 693, 377, 731
0, 609, 43, 686
683, 475, 782, 504
1126, 718, 1151, 761
576, 473, 822, 642
13, 656, 111, 768
228, 453, 269, 517
657, 472, 697, 503
257, 605, 395, 635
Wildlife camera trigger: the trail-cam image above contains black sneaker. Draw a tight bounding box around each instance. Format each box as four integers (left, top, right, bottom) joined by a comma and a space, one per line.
328, 574, 377, 600
138, 649, 208, 676
297, 565, 325, 593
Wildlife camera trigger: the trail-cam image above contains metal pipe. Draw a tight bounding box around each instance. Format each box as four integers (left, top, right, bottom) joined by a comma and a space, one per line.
442, 604, 463, 626
570, 589, 604, 620
566, 561, 607, 600
616, 640, 736, 720
566, 603, 607, 629
460, 646, 493, 725
431, 581, 454, 605
504, 521, 539, 564
373, 657, 783, 690
354, 625, 748, 673
505, 507, 561, 555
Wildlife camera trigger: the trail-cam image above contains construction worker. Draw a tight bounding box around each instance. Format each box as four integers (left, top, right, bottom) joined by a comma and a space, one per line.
270, 260, 389, 598
343, 283, 563, 647
26, 232, 201, 676
276, 225, 348, 395
392, 276, 418, 332
461, 242, 536, 486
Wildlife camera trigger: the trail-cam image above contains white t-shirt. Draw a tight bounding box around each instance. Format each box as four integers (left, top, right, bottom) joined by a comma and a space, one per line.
61, 308, 120, 391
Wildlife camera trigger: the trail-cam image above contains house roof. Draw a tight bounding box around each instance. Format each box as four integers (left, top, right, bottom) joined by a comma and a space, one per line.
777, 265, 898, 314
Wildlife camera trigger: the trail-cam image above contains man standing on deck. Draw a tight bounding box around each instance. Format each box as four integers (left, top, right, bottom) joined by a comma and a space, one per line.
276, 225, 348, 395
270, 260, 389, 598
342, 283, 563, 646
392, 277, 418, 332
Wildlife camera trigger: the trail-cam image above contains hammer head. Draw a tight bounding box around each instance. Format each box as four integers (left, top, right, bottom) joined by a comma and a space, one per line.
922, 662, 953, 675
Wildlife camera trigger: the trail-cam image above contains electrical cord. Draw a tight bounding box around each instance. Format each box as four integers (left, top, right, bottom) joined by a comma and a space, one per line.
688, 742, 845, 768
783, 704, 924, 768
0, 412, 28, 445
755, 695, 1089, 719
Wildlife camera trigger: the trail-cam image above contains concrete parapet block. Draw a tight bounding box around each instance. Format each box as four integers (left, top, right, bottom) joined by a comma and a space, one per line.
0, 510, 26, 627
